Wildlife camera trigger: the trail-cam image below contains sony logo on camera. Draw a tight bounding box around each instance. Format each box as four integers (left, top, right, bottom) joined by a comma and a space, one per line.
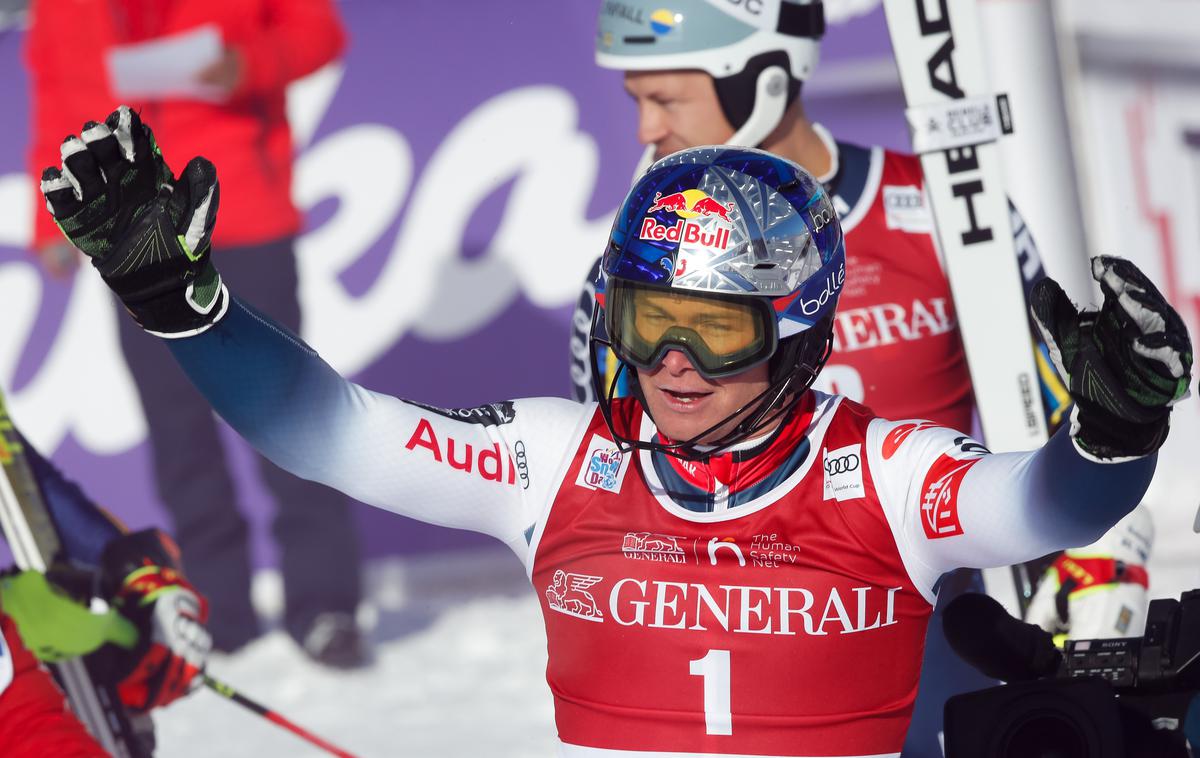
944, 589, 1200, 757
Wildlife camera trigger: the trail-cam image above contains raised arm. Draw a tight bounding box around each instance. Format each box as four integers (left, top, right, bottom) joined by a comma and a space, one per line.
871, 255, 1191, 599
35, 106, 591, 556
870, 420, 1155, 598
167, 296, 589, 548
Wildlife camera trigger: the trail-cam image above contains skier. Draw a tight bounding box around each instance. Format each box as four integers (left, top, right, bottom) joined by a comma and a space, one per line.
572, 0, 1066, 428
1025, 504, 1155, 645
570, 2, 1069, 750
41, 107, 1191, 756
0, 391, 210, 754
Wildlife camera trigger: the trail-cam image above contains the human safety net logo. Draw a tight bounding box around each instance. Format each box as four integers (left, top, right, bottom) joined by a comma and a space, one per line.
639, 189, 734, 251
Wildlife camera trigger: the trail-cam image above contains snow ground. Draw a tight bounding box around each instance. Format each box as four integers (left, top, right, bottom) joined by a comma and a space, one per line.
153, 546, 558, 757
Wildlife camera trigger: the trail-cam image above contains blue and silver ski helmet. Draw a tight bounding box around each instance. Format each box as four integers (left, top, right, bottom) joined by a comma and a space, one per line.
591, 145, 844, 458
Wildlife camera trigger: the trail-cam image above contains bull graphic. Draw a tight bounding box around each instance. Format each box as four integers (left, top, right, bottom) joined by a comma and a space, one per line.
646, 191, 690, 213
689, 196, 734, 222
546, 570, 604, 621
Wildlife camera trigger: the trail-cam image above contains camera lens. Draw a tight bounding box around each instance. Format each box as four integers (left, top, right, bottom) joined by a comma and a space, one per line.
1002, 712, 1088, 758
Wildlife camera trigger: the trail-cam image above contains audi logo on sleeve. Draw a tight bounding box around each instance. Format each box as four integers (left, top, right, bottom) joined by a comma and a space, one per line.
822, 443, 865, 502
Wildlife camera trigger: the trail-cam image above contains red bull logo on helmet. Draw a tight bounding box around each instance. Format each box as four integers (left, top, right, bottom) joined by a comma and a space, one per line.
640, 188, 735, 250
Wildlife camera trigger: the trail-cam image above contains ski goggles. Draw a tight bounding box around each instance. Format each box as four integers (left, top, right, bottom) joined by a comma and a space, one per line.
604, 279, 778, 379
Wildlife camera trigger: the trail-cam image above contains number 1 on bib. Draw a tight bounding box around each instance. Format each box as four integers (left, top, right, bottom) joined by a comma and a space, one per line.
689, 649, 732, 736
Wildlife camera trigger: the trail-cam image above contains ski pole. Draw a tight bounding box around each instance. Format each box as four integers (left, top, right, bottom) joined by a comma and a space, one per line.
202, 674, 358, 758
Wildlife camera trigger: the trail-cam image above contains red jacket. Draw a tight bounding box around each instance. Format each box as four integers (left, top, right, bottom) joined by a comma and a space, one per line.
26, 0, 346, 249
0, 613, 105, 757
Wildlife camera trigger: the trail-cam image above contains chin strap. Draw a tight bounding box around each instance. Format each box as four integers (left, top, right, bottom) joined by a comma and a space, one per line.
726, 66, 791, 148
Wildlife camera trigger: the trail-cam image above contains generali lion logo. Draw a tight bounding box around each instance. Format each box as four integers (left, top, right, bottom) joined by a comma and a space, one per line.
622, 532, 688, 563
545, 570, 604, 622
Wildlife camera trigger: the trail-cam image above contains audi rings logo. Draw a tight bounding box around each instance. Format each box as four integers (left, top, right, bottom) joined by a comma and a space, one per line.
823, 443, 865, 502
823, 453, 860, 475
514, 440, 531, 490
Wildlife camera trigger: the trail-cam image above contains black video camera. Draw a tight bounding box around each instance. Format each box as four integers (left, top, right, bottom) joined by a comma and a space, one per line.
942, 590, 1200, 758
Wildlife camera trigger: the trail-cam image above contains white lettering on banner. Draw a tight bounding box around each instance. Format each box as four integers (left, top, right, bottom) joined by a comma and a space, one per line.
653, 581, 690, 629
0, 75, 613, 454
622, 532, 689, 563
0, 261, 146, 454
295, 85, 613, 371
832, 297, 955, 353
603, 578, 902, 636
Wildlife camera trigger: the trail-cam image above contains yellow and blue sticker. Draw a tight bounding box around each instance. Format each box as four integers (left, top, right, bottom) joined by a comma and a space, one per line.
649, 9, 678, 35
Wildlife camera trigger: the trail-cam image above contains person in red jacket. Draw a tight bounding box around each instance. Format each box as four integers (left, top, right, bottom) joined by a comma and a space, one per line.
0, 613, 106, 758
25, 0, 366, 667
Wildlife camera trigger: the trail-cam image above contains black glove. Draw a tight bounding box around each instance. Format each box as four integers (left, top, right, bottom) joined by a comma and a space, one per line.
40, 106, 224, 337
1031, 256, 1192, 461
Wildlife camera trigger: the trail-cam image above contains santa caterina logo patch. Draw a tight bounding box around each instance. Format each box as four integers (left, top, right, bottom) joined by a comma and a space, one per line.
919, 437, 988, 539
576, 434, 631, 494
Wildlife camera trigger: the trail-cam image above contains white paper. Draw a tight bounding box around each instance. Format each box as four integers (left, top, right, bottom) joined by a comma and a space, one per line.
105, 24, 226, 102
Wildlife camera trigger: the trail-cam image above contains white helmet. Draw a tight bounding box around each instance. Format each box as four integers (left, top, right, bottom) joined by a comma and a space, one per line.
596, 0, 826, 150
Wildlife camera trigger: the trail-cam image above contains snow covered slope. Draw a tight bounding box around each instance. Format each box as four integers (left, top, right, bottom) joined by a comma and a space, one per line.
154, 547, 557, 757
